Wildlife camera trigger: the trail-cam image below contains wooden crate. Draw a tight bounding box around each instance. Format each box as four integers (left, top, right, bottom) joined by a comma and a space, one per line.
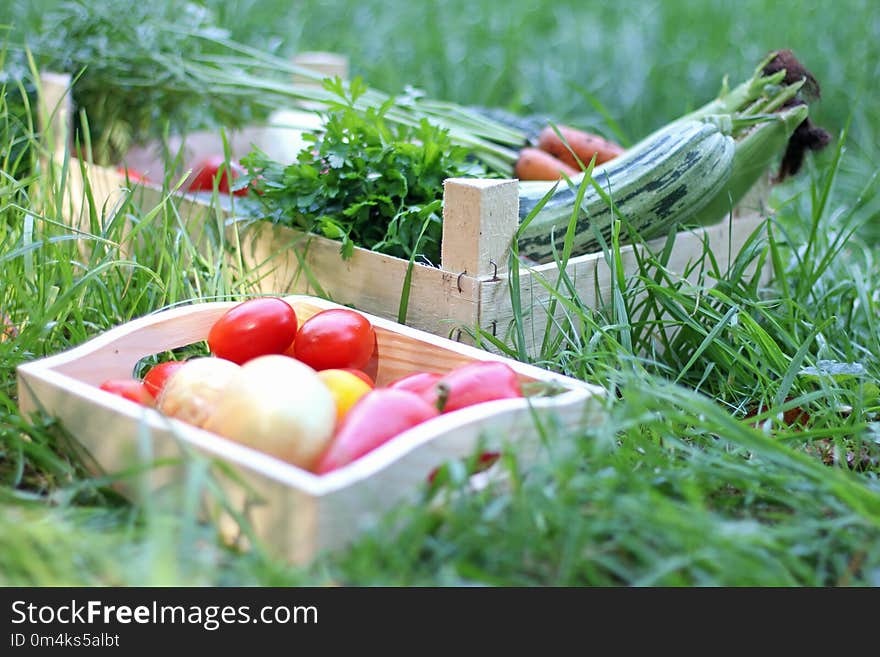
42, 72, 773, 357
16, 295, 605, 564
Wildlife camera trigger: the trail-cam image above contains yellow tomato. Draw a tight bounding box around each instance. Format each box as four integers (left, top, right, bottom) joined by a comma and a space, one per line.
317, 369, 373, 423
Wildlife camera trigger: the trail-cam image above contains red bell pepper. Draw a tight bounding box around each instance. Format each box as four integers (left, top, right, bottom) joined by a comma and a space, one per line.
422, 361, 523, 413
314, 388, 439, 474
188, 155, 249, 197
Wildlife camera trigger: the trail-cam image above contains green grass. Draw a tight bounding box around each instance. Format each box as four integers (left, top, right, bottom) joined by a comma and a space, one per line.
1, 0, 879, 586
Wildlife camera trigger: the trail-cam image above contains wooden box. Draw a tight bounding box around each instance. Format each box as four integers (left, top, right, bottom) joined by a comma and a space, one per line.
42, 72, 773, 358
16, 295, 606, 564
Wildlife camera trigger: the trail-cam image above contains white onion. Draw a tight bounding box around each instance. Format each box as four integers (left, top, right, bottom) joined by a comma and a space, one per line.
157, 357, 241, 428
202, 355, 336, 469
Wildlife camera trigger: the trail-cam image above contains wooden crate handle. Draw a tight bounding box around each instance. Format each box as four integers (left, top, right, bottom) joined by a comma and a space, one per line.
441, 178, 519, 278
25, 301, 239, 383
24, 297, 331, 380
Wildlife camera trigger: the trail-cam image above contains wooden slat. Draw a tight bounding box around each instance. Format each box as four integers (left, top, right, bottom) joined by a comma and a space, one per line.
440, 178, 520, 277
58, 158, 224, 262
235, 221, 482, 339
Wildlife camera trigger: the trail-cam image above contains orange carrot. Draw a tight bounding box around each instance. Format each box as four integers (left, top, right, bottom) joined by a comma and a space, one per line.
537, 125, 624, 169
514, 147, 579, 181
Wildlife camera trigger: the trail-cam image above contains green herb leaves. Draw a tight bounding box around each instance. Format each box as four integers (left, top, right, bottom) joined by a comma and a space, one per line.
242, 78, 492, 264
18, 0, 278, 165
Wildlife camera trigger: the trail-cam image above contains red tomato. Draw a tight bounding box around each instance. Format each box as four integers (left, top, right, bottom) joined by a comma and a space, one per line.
142, 361, 186, 398
293, 309, 375, 371
208, 298, 298, 365
188, 155, 249, 197
99, 379, 155, 406
340, 368, 375, 388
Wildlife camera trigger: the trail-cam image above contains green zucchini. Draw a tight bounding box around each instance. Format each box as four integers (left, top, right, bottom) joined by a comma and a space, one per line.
688, 103, 808, 227
516, 118, 736, 263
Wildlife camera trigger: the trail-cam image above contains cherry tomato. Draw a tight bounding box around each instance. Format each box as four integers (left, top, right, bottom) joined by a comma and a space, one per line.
188, 155, 249, 197
99, 379, 155, 406
208, 298, 298, 365
142, 361, 186, 398
293, 309, 375, 371
317, 369, 373, 423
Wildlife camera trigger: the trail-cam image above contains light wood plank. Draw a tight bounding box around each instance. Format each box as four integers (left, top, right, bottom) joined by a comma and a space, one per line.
440, 178, 520, 277
235, 221, 482, 339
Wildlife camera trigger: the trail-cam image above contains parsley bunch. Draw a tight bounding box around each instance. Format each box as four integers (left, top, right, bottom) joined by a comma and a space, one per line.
242, 78, 492, 265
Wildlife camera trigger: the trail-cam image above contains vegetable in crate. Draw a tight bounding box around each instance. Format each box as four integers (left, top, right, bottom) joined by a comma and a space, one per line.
203, 355, 337, 470
158, 357, 241, 428
536, 125, 625, 170
207, 297, 299, 365
518, 116, 737, 261
142, 361, 185, 398
514, 147, 579, 181
314, 388, 440, 475
421, 361, 524, 413
188, 155, 250, 197
517, 50, 830, 263
292, 308, 376, 372
317, 369, 373, 423
242, 80, 493, 265
388, 371, 443, 396
99, 379, 155, 406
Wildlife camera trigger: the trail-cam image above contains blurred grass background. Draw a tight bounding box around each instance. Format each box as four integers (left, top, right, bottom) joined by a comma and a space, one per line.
8, 0, 873, 233
282, 0, 880, 243
200, 0, 877, 151
5, 0, 878, 143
